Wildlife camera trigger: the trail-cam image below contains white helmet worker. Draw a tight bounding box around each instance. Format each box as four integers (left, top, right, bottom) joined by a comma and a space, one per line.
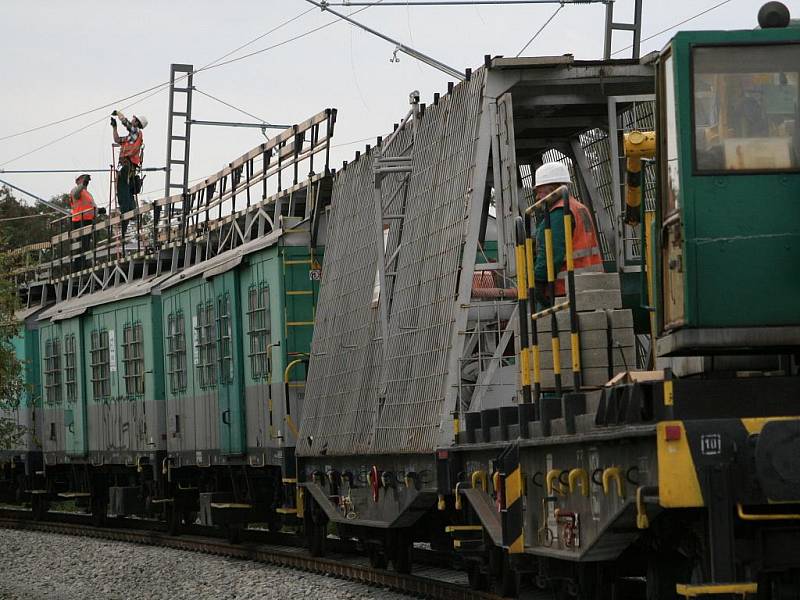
534, 161, 571, 188
134, 115, 148, 129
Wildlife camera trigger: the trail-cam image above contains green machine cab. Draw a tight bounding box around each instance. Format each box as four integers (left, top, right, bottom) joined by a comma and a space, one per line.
653, 15, 800, 356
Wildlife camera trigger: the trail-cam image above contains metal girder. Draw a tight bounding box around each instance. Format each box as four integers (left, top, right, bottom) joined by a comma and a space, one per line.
570, 138, 616, 263
437, 95, 493, 447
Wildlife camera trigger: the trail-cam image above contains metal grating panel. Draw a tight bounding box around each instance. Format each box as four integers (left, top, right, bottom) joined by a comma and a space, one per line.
299, 71, 486, 457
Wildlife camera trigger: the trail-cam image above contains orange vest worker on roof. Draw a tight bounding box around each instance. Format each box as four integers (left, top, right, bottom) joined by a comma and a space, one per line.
532, 161, 603, 309
111, 110, 147, 236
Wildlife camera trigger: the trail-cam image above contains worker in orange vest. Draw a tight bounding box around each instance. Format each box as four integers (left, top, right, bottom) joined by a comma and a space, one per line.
532, 162, 603, 309
111, 110, 147, 236
69, 173, 97, 269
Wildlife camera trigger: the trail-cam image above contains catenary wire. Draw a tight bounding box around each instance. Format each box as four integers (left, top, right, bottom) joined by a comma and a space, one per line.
0, 6, 379, 169
516, 3, 564, 57
193, 88, 271, 125
0, 4, 382, 168
612, 0, 735, 56
0, 8, 316, 144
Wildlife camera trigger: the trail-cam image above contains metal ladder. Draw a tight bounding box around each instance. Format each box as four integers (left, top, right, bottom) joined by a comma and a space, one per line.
164, 63, 194, 235
604, 0, 643, 60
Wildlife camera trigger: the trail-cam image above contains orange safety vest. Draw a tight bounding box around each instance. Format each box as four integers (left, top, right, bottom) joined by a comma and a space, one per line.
71, 188, 96, 223
551, 196, 603, 295
120, 132, 143, 166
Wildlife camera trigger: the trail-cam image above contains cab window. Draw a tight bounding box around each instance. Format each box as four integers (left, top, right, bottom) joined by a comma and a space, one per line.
692, 44, 800, 173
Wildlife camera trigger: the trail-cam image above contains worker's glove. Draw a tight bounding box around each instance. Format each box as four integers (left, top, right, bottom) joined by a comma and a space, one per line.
97, 207, 107, 216
111, 110, 118, 116
110, 117, 117, 127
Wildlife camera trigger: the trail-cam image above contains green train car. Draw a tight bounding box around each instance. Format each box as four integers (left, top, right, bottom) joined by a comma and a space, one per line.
12, 221, 321, 529
0, 307, 43, 501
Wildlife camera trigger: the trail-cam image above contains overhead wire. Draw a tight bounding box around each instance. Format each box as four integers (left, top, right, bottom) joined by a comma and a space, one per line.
516, 3, 564, 57
611, 0, 736, 56
193, 88, 270, 124
0, 5, 378, 169
0, 7, 317, 145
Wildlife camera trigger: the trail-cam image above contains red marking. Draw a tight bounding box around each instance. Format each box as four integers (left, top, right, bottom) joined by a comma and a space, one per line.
665, 425, 682, 442
437, 450, 449, 460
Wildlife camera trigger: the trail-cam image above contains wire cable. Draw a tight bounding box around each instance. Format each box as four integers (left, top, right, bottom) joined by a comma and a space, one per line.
516, 3, 564, 57
611, 0, 735, 56
193, 88, 270, 125
0, 213, 52, 222
0, 6, 375, 168
0, 7, 316, 144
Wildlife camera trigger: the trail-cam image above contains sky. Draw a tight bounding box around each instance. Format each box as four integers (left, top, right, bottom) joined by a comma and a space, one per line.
0, 0, 777, 211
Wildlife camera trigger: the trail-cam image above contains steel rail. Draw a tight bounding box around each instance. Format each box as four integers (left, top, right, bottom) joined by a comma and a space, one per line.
0, 511, 498, 600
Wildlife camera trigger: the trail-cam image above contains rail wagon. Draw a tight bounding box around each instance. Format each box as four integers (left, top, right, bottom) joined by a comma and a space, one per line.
4, 108, 336, 531
297, 6, 800, 599
0, 307, 43, 502
158, 222, 322, 534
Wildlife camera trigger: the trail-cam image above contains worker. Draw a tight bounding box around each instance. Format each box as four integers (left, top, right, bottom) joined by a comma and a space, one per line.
532, 161, 603, 309
111, 110, 147, 237
68, 174, 97, 269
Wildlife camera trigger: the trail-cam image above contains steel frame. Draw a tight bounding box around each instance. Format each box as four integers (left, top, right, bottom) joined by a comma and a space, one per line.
13, 109, 337, 305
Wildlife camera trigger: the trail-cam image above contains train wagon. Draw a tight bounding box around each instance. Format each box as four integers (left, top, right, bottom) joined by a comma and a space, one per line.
158, 221, 322, 535
0, 306, 43, 503
297, 5, 800, 599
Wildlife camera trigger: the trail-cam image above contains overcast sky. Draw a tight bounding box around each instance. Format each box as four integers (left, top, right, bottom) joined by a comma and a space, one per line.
0, 0, 774, 210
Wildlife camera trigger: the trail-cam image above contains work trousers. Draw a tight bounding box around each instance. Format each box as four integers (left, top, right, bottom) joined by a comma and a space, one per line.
117, 163, 137, 236
71, 219, 93, 270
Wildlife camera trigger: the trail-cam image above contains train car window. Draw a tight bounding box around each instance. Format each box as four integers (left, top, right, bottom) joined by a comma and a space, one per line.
90, 330, 111, 400
122, 323, 145, 397
44, 338, 62, 405
217, 294, 234, 385
247, 285, 271, 380
196, 302, 217, 389
661, 52, 681, 213
692, 44, 800, 173
64, 334, 77, 403
166, 312, 187, 394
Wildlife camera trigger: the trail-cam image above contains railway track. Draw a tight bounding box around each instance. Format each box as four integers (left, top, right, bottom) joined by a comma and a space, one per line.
0, 508, 500, 600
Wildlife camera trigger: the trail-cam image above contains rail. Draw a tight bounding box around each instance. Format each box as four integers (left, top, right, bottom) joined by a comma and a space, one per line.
0, 508, 497, 600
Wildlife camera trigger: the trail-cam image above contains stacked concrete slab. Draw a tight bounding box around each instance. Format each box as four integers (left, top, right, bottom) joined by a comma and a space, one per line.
535, 272, 636, 388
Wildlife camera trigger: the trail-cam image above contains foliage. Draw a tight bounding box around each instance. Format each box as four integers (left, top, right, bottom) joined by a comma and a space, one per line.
0, 244, 25, 449
0, 186, 65, 249
0, 188, 43, 449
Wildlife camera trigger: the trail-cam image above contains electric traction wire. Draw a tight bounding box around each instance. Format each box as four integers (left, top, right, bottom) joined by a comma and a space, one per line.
0, 7, 316, 145
193, 88, 270, 125
611, 0, 736, 56
515, 3, 563, 57
0, 4, 382, 168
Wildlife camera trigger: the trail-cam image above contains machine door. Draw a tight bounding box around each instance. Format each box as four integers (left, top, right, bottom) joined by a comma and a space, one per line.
216, 272, 246, 455
64, 323, 88, 456
659, 51, 686, 329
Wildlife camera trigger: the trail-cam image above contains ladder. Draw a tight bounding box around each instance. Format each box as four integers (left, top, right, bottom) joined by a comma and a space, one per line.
164, 63, 194, 237
604, 0, 643, 60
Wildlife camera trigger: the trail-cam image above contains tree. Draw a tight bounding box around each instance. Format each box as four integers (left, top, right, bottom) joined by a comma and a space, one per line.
0, 187, 52, 449
0, 241, 25, 450
0, 186, 65, 248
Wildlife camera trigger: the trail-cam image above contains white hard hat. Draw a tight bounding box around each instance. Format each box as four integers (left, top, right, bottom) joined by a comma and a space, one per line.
534, 161, 571, 187
134, 115, 148, 129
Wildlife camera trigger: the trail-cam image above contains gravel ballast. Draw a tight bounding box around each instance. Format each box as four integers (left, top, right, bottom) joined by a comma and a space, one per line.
0, 528, 415, 600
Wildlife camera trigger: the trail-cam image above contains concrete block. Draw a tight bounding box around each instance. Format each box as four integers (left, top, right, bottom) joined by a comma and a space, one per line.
570, 272, 621, 294
550, 418, 567, 436
537, 345, 636, 370
539, 366, 622, 389
575, 289, 622, 311
532, 328, 635, 351
536, 309, 633, 334
575, 413, 597, 434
